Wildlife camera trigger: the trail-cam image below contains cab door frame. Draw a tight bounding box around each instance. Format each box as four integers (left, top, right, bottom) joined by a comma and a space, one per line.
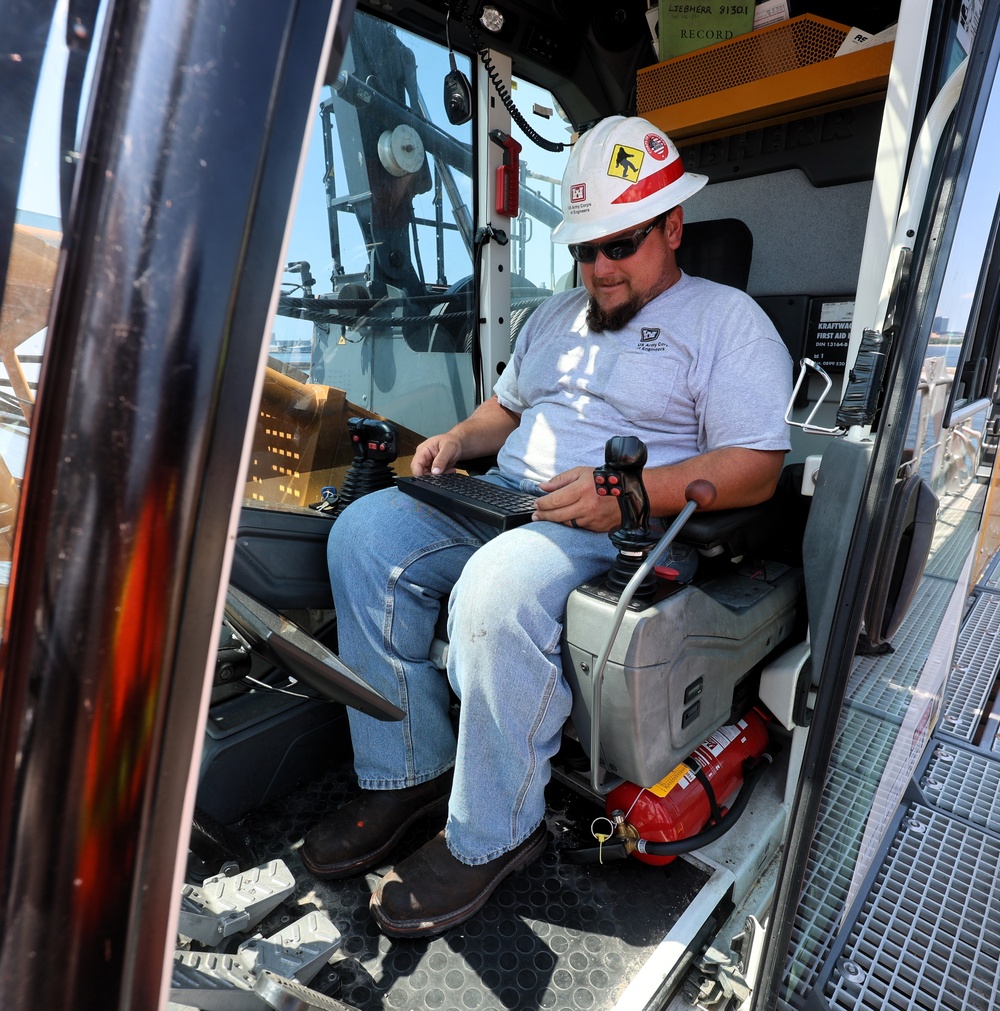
755, 2, 1000, 1005
0, 1, 354, 1007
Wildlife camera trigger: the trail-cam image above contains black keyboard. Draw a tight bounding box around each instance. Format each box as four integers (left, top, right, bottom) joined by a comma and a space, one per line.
396, 473, 539, 530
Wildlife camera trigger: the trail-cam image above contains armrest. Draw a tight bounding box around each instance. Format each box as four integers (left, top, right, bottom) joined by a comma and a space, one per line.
669, 500, 773, 556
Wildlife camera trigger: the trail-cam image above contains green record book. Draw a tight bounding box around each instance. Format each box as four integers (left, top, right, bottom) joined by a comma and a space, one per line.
658, 2, 755, 60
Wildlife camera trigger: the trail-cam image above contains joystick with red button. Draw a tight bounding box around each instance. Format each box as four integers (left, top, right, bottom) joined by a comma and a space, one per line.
594, 436, 653, 542
323, 417, 399, 518
349, 417, 398, 464
595, 436, 660, 601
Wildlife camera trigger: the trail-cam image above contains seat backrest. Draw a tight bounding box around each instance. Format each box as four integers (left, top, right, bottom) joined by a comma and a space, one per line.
676, 217, 753, 291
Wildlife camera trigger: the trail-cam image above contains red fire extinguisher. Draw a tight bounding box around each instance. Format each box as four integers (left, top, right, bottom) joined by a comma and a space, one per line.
604, 709, 771, 866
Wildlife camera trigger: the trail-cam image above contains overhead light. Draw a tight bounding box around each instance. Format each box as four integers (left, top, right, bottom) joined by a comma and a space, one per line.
479, 4, 505, 33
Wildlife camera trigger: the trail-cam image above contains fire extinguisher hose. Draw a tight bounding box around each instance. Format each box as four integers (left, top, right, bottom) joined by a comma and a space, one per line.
564, 753, 774, 864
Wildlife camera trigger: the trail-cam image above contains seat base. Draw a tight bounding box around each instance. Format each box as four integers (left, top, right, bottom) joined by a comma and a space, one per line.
563, 561, 802, 788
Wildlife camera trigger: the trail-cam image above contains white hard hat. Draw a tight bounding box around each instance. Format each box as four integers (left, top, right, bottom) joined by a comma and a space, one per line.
552, 116, 708, 245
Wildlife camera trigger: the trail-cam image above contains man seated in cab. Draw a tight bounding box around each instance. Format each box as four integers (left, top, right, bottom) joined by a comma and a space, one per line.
302, 115, 793, 937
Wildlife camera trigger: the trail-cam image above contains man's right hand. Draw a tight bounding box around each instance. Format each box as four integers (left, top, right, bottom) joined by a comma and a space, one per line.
411, 433, 464, 476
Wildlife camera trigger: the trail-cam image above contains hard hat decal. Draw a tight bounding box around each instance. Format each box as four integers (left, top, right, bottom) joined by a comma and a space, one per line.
570, 183, 587, 203
611, 158, 684, 205
607, 144, 643, 182
644, 133, 670, 160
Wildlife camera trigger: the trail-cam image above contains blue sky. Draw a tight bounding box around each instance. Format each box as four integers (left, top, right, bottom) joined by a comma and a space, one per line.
18, 4, 68, 221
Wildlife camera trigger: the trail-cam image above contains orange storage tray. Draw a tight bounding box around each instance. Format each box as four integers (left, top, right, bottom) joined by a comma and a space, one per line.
637, 15, 893, 142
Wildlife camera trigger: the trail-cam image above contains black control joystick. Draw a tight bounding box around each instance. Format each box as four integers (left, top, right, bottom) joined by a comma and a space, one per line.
327, 417, 399, 518
594, 436, 660, 602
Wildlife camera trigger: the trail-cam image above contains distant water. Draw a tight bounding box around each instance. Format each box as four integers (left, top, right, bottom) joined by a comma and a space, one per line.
928, 342, 962, 368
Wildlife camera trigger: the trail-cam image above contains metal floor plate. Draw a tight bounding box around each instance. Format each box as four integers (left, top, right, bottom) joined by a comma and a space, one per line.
830, 708, 899, 775
924, 483, 985, 580
780, 571, 970, 1009
778, 765, 884, 1009
779, 479, 992, 1011
230, 764, 712, 1011
823, 807, 1000, 1011
921, 744, 1000, 834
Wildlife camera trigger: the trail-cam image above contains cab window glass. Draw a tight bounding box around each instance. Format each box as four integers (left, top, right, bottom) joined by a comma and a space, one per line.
934, 90, 1000, 433
2, 5, 100, 632
778, 50, 1000, 1009
911, 140, 998, 505
246, 12, 475, 513
245, 12, 572, 514
507, 75, 575, 304
902, 77, 1000, 504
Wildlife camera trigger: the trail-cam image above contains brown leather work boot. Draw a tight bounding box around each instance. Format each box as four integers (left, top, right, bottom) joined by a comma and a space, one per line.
370, 823, 548, 937
301, 771, 452, 879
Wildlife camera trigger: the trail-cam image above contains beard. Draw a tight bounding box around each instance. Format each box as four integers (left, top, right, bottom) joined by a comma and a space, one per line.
586, 290, 645, 333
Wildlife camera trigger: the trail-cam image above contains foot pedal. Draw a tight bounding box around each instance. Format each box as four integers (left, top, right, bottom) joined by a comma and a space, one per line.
238, 911, 342, 986
254, 970, 358, 1010
170, 952, 355, 1011
169, 950, 258, 1010
178, 859, 295, 944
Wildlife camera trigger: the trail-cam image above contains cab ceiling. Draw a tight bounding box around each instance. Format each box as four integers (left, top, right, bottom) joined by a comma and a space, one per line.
340, 0, 657, 128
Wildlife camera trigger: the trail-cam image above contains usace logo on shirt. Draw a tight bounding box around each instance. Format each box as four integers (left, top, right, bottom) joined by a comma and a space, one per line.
638, 326, 666, 350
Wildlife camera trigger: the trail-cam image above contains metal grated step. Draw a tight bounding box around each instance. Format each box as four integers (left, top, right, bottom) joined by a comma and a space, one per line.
980, 529, 1000, 592
778, 765, 882, 1009
939, 593, 1000, 742
845, 578, 954, 720
830, 708, 899, 776
921, 744, 1000, 834
824, 808, 1000, 1011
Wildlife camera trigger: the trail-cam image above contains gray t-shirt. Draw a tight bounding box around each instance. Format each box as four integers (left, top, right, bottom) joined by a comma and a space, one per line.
493, 272, 792, 483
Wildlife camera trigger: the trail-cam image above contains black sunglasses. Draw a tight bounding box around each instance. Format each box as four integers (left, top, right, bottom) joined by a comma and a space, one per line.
568, 215, 663, 264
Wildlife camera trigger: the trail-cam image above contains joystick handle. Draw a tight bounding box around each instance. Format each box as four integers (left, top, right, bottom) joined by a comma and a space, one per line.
594, 435, 650, 535
349, 417, 399, 464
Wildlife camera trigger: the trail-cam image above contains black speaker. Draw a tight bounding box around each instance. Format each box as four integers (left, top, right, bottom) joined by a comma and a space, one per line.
592, 0, 651, 52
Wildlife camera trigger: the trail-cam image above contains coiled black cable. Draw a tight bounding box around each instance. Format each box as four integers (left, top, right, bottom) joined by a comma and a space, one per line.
457, 3, 570, 153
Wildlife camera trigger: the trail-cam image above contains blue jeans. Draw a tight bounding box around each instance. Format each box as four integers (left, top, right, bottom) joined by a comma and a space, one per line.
327, 475, 619, 864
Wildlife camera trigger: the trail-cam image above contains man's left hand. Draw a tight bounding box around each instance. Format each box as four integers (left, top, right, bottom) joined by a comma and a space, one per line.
533, 467, 621, 532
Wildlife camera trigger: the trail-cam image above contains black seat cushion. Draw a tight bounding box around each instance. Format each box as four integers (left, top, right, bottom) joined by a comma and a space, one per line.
676, 218, 753, 291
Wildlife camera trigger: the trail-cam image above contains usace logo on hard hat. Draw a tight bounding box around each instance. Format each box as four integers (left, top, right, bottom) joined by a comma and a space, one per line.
570, 183, 587, 203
